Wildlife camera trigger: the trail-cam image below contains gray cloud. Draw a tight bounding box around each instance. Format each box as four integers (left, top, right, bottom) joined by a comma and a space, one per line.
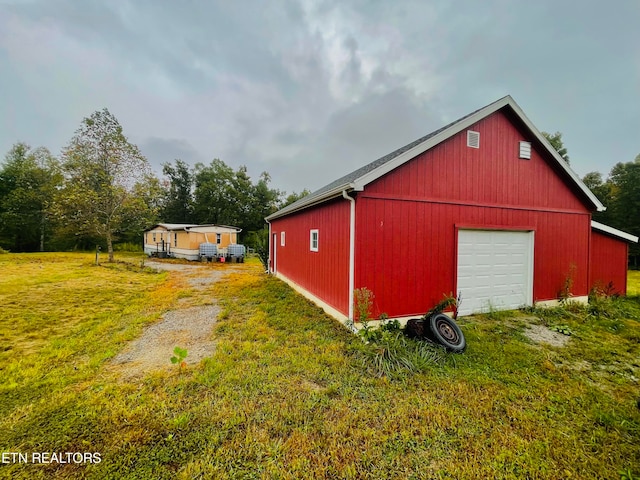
140, 137, 204, 173
1, 0, 639, 197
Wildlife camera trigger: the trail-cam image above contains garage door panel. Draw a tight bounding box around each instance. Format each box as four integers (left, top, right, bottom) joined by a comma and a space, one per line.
457, 230, 533, 316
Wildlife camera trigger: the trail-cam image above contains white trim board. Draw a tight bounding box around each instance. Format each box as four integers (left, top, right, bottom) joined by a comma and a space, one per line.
591, 221, 638, 243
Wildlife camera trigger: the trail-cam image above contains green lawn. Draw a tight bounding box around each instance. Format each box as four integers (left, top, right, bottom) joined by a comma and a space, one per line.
628, 270, 640, 295
0, 253, 639, 479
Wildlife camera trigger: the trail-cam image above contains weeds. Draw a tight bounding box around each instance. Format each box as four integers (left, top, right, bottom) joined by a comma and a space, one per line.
360, 332, 446, 378
353, 287, 375, 325
558, 262, 577, 301
484, 301, 514, 320
620, 467, 639, 480
425, 293, 459, 319
549, 324, 573, 336
171, 346, 188, 368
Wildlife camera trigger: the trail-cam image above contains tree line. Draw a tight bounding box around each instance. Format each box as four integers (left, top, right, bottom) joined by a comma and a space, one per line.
542, 131, 640, 264
0, 109, 309, 261
0, 111, 638, 263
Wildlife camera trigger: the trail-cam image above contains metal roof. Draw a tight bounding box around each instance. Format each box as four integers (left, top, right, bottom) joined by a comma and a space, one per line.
145, 223, 199, 231
591, 221, 638, 243
266, 95, 605, 221
145, 223, 241, 232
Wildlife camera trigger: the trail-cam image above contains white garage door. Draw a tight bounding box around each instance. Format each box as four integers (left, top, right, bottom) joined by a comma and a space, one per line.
457, 230, 534, 316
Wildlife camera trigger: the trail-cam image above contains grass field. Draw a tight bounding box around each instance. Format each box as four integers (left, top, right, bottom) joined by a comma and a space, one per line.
0, 253, 639, 479
627, 270, 640, 296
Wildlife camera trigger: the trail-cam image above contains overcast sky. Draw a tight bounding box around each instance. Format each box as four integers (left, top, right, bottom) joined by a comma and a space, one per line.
1, 0, 639, 195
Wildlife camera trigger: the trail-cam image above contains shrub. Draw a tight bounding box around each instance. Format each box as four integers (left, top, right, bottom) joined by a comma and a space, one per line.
113, 242, 143, 252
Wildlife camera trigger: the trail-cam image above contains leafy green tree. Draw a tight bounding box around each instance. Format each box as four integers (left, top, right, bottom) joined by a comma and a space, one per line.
192, 159, 283, 242
606, 155, 640, 262
193, 159, 236, 225
161, 160, 194, 223
0, 143, 62, 251
56, 108, 151, 261
281, 189, 310, 208
542, 131, 570, 164
248, 172, 280, 231
232, 165, 255, 227
582, 171, 613, 224
118, 174, 165, 245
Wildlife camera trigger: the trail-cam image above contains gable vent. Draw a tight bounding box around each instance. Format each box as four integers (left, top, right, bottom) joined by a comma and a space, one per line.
467, 130, 480, 149
519, 141, 531, 159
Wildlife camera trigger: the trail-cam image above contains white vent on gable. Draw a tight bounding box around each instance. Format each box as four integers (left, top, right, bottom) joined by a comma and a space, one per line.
519, 141, 531, 159
467, 130, 480, 149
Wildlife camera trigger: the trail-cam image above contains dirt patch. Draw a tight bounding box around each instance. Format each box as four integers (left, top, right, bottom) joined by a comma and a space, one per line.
110, 259, 241, 379
523, 324, 570, 347
111, 305, 219, 378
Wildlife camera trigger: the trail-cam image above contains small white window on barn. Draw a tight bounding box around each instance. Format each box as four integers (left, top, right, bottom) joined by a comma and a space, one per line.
467, 130, 480, 149
216, 233, 221, 244
519, 141, 532, 159
310, 229, 319, 252
281, 232, 285, 247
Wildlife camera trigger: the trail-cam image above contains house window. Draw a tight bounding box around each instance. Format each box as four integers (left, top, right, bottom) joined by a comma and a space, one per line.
467, 130, 480, 149
281, 232, 285, 247
174, 233, 178, 246
153, 233, 156, 242
216, 233, 221, 244
519, 141, 531, 159
310, 229, 319, 252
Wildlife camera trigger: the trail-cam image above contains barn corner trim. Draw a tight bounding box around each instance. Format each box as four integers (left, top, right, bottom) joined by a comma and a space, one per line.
342, 190, 356, 321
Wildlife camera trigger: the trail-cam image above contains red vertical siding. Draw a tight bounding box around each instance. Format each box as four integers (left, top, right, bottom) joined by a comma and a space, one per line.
270, 198, 351, 316
356, 199, 591, 318
590, 231, 628, 295
271, 109, 597, 320
365, 111, 590, 212
354, 109, 593, 318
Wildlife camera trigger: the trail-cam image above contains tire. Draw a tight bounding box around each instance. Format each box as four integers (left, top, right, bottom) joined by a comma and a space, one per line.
428, 313, 466, 352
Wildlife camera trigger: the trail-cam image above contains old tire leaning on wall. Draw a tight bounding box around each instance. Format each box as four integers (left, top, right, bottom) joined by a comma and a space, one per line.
428, 313, 466, 352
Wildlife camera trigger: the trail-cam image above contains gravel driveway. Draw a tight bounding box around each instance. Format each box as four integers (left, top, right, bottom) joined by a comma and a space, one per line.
110, 260, 242, 379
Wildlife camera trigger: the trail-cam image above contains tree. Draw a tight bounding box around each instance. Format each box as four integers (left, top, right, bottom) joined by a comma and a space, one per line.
582, 171, 613, 224
542, 131, 570, 164
57, 108, 150, 261
193, 159, 236, 225
231, 165, 255, 227
161, 160, 194, 223
248, 172, 280, 231
118, 174, 165, 245
608, 155, 640, 242
0, 143, 62, 251
281, 189, 310, 208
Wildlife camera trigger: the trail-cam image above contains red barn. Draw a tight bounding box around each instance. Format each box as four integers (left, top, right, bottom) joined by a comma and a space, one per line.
590, 221, 637, 295
266, 96, 637, 324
